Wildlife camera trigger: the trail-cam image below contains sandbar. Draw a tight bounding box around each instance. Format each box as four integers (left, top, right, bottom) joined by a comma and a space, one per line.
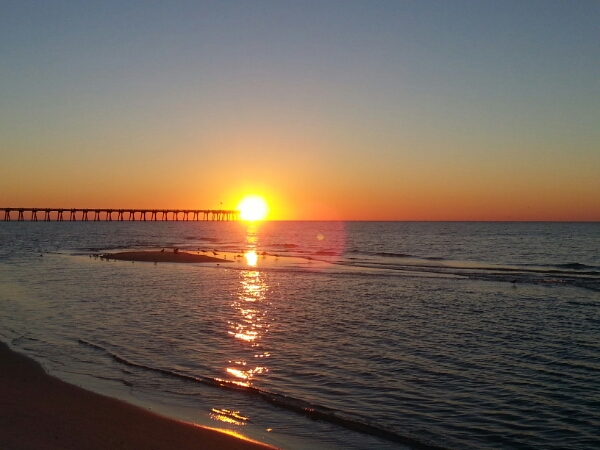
0, 342, 277, 450
102, 250, 232, 264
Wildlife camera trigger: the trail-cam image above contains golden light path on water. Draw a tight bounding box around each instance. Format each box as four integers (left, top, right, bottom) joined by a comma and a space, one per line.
226, 225, 270, 387
208, 223, 344, 427
210, 224, 273, 427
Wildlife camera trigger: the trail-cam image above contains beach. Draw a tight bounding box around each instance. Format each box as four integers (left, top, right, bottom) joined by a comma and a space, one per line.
0, 342, 276, 450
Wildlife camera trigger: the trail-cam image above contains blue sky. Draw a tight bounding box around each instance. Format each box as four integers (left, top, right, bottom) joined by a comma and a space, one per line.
1, 1, 598, 219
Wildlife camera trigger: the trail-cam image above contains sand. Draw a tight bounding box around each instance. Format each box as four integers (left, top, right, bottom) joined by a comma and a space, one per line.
102, 250, 233, 264
0, 342, 277, 450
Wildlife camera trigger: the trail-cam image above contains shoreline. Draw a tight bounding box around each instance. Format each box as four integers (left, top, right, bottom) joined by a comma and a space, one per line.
0, 342, 277, 450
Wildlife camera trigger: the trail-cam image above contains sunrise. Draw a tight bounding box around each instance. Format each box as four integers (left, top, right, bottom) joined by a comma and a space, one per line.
238, 195, 269, 222
0, 2, 598, 450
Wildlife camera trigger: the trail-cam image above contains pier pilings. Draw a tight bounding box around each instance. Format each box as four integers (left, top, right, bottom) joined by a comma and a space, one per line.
1, 208, 241, 222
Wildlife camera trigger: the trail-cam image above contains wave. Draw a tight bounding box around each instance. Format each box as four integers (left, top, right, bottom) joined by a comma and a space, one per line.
567, 300, 600, 308
344, 256, 599, 279
556, 263, 591, 270
77, 339, 448, 449
553, 262, 599, 271
11, 335, 40, 344
333, 259, 600, 292
519, 262, 599, 271
346, 251, 599, 275
347, 250, 447, 260
184, 237, 223, 243
374, 252, 413, 258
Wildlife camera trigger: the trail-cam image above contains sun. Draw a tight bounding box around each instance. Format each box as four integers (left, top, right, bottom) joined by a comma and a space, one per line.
237, 195, 269, 221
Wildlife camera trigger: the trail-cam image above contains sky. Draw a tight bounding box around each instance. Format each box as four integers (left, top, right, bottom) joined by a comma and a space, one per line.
1, 0, 599, 220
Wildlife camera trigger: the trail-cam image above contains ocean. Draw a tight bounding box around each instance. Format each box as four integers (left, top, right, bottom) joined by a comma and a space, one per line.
0, 221, 598, 449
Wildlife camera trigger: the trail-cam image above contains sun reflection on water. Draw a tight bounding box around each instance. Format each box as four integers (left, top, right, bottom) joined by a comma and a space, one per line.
209, 408, 250, 426
245, 251, 258, 266
224, 225, 271, 388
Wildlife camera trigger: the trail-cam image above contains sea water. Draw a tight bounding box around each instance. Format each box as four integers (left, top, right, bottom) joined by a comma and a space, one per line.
0, 221, 598, 449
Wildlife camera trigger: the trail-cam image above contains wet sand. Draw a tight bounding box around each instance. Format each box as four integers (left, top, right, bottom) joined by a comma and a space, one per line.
102, 250, 232, 264
0, 342, 276, 450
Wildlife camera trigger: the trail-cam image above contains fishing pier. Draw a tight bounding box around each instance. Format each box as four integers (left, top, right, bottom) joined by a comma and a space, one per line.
2, 208, 240, 222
